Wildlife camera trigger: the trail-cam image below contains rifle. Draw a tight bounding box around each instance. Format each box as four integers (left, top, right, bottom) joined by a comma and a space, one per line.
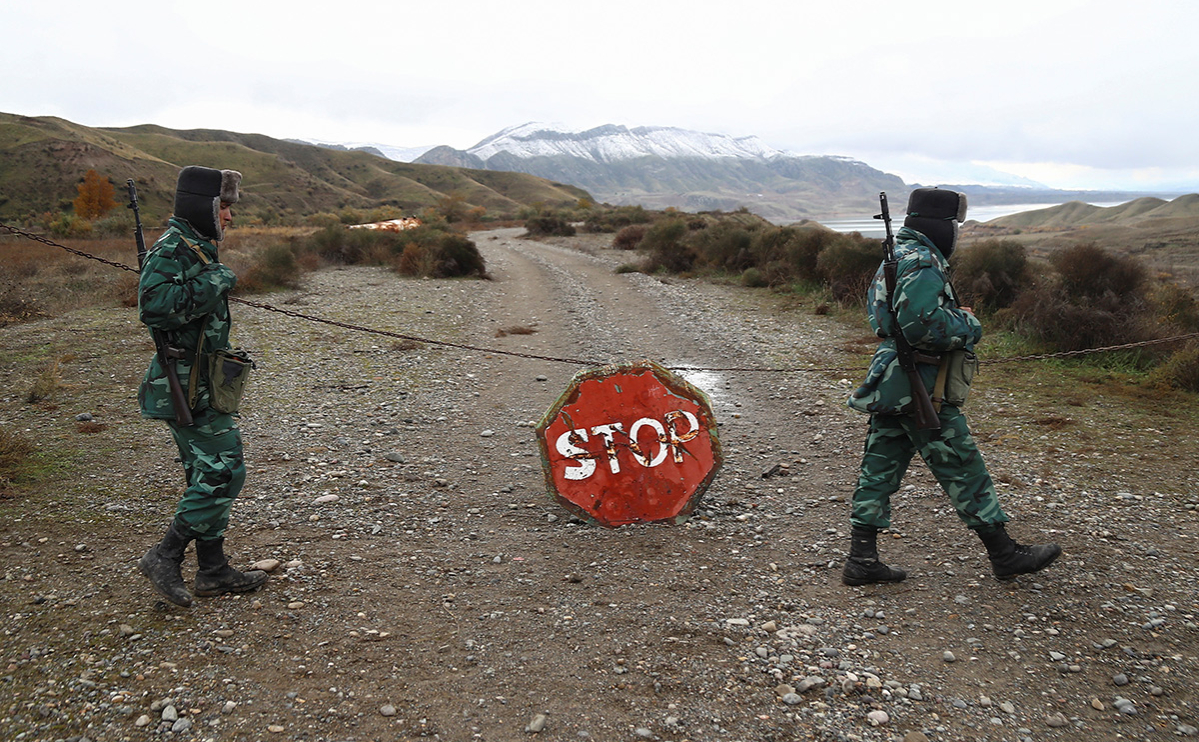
128, 180, 194, 427
875, 192, 940, 430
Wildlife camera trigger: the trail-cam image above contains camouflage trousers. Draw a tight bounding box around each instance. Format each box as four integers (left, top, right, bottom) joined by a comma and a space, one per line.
851, 406, 1008, 531
166, 407, 246, 539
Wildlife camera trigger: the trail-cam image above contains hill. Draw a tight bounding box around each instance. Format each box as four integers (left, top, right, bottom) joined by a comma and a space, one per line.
0, 113, 590, 224
984, 195, 1199, 229
415, 123, 906, 221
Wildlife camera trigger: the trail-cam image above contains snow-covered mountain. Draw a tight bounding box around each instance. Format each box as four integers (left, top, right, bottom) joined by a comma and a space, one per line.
467, 122, 798, 163
303, 123, 1094, 219
411, 122, 904, 220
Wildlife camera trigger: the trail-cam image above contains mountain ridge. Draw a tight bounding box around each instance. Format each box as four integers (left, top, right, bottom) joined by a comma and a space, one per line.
0, 112, 587, 223
413, 122, 905, 220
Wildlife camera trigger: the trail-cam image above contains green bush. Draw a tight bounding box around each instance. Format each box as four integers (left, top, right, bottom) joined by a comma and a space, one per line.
751, 227, 831, 286
952, 238, 1029, 309
815, 233, 880, 302
640, 219, 694, 273
582, 205, 652, 233
1149, 281, 1199, 332
236, 242, 303, 293
690, 223, 754, 272
397, 231, 487, 278
741, 267, 767, 287
49, 213, 92, 237
300, 224, 486, 279
1147, 346, 1199, 392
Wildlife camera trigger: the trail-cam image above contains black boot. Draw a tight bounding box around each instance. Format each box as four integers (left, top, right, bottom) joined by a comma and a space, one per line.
977, 524, 1061, 581
139, 520, 195, 607
842, 525, 908, 586
194, 537, 269, 597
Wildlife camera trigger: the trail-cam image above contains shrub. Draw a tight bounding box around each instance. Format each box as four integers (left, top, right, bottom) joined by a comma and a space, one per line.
49, 213, 92, 238
815, 233, 880, 302
951, 238, 1029, 309
1051, 242, 1145, 301
640, 219, 694, 273
690, 224, 754, 272
612, 224, 648, 250
524, 215, 576, 238
1147, 346, 1199, 392
1004, 282, 1150, 352
741, 267, 767, 287
751, 227, 830, 286
396, 232, 486, 278
237, 243, 303, 293
582, 205, 652, 233
1149, 281, 1199, 332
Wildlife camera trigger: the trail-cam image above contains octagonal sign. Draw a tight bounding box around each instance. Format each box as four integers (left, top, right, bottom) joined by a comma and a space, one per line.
535, 359, 723, 527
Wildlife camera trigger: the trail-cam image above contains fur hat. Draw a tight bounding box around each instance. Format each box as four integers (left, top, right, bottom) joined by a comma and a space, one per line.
903, 187, 967, 257
173, 166, 242, 241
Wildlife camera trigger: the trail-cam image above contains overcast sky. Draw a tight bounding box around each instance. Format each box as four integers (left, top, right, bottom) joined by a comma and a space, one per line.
3, 0, 1196, 192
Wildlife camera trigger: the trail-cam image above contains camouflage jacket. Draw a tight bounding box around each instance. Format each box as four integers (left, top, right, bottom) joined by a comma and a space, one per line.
138, 218, 238, 420
847, 227, 981, 416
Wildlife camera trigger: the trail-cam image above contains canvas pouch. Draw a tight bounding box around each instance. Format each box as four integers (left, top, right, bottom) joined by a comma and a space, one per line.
942, 349, 978, 407
207, 348, 254, 414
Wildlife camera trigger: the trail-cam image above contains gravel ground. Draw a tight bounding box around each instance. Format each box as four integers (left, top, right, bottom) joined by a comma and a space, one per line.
1, 227, 1198, 742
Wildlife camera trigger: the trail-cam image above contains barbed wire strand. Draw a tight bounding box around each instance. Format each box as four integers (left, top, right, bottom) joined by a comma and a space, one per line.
5, 222, 1198, 374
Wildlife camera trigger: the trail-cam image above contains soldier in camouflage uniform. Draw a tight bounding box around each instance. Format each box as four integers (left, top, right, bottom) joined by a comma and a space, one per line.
137, 166, 268, 607
842, 187, 1061, 586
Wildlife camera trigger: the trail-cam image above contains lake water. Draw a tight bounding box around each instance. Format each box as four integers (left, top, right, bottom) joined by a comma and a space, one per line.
815, 201, 1126, 237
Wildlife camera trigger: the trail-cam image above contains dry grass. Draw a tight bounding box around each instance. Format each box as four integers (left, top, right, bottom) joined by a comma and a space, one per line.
26, 358, 64, 403
494, 325, 538, 338
0, 426, 35, 496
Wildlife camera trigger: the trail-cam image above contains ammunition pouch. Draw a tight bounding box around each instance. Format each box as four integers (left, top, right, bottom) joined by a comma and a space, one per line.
941, 349, 978, 407
207, 348, 254, 414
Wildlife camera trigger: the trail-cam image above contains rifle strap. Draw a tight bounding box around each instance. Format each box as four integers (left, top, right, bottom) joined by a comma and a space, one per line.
179, 235, 214, 410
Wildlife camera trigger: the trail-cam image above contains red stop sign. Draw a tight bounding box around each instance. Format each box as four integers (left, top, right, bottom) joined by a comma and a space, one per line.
535, 360, 723, 528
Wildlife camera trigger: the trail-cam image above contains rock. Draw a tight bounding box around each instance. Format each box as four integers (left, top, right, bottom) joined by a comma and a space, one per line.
797, 676, 825, 693
942, 651, 957, 662
252, 558, 282, 572
384, 452, 406, 463
1177, 723, 1198, 736
161, 705, 178, 722
314, 494, 340, 504
867, 710, 890, 725
1113, 673, 1129, 686
1046, 712, 1069, 727
134, 715, 151, 727
781, 693, 802, 706
526, 713, 547, 733
75, 413, 94, 422
903, 733, 930, 742
380, 705, 396, 717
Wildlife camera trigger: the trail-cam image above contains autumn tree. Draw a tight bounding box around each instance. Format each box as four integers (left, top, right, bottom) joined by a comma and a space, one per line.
73, 169, 116, 220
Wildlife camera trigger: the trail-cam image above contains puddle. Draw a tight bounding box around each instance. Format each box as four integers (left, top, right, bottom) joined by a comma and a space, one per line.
673, 367, 729, 404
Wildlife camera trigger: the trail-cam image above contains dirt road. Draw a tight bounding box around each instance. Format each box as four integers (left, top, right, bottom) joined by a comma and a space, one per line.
1, 228, 1197, 741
